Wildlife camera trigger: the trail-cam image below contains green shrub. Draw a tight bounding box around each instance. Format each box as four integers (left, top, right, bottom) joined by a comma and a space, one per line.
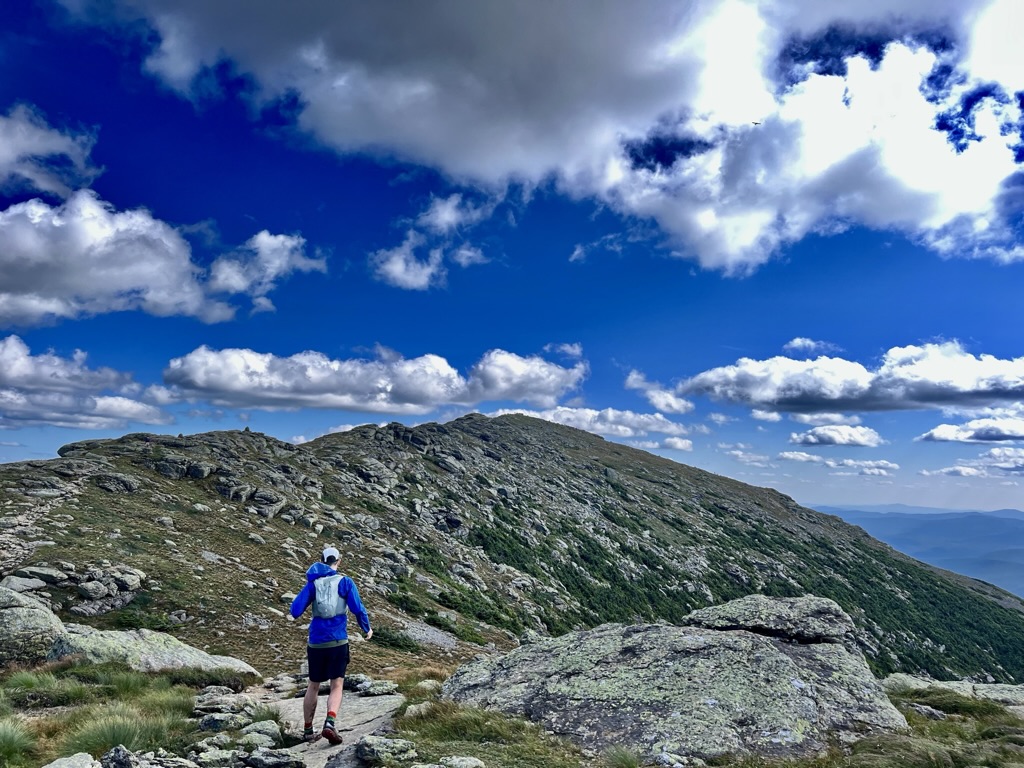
373, 627, 422, 652
0, 718, 37, 767
0, 690, 12, 718
388, 589, 429, 616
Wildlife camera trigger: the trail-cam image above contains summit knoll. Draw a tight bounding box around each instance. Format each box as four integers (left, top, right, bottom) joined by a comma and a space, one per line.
2, 413, 1023, 680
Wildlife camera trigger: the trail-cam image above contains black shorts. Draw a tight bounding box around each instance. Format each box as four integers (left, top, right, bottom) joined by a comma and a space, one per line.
307, 643, 350, 683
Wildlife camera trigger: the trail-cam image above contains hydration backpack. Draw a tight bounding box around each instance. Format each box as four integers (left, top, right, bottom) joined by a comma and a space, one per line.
312, 574, 344, 618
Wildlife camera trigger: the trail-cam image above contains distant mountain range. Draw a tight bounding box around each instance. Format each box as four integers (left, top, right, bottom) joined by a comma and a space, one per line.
815, 504, 1024, 597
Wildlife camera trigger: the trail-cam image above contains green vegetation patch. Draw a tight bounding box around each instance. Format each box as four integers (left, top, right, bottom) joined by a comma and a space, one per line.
395, 701, 585, 768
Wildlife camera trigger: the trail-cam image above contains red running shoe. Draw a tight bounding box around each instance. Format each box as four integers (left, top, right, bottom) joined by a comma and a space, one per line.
321, 725, 343, 745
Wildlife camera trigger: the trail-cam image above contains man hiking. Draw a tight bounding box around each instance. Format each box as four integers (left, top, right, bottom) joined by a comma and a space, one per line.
290, 545, 372, 745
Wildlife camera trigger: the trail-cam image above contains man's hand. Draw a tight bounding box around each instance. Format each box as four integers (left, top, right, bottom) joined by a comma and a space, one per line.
365, 629, 373, 641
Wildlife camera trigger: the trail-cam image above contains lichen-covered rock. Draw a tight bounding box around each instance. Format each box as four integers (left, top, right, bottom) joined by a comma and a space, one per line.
440, 758, 485, 768
199, 712, 253, 732
240, 720, 283, 746
444, 596, 906, 762
193, 750, 245, 768
243, 748, 305, 768
193, 693, 257, 715
353, 735, 418, 763
40, 754, 101, 768
48, 623, 260, 676
236, 734, 275, 751
682, 595, 857, 645
361, 680, 399, 696
0, 585, 66, 667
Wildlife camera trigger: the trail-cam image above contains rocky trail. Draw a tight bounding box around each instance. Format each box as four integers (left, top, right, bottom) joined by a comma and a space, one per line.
262, 688, 404, 768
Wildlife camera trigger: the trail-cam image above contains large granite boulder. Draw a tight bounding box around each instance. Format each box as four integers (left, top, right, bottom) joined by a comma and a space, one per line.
0, 585, 66, 668
49, 623, 260, 677
444, 595, 906, 762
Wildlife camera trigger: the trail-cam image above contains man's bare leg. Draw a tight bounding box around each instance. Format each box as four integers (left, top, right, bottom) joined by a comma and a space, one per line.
327, 677, 344, 715
320, 678, 346, 744
302, 680, 321, 741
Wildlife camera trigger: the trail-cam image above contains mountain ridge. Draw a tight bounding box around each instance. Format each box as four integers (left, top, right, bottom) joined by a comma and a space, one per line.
3, 413, 1024, 682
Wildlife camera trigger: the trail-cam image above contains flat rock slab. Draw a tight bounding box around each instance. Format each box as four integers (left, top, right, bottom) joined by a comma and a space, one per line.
269, 691, 404, 768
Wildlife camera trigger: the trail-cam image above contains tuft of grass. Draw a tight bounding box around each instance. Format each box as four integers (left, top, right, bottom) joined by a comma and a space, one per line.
393, 700, 584, 768
60, 710, 190, 758
2, 671, 58, 691
889, 687, 1007, 719
399, 700, 529, 743
372, 626, 422, 652
247, 703, 284, 727
134, 686, 196, 718
0, 718, 37, 768
0, 690, 12, 718
603, 745, 641, 768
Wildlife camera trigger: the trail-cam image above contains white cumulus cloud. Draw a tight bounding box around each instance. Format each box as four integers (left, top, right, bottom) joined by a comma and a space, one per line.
209, 231, 325, 311
663, 437, 694, 451
789, 425, 885, 446
675, 341, 1024, 414
625, 370, 695, 414
0, 335, 167, 429
369, 231, 446, 290
918, 418, 1024, 443
83, 0, 1024, 271
490, 405, 688, 438
164, 346, 586, 413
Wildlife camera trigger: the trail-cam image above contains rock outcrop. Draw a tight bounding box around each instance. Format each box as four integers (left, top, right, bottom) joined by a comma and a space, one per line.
444, 595, 906, 762
0, 585, 66, 667
48, 623, 260, 676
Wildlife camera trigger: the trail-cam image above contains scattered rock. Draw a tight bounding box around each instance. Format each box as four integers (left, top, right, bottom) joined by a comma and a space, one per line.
0, 585, 66, 667
40, 754, 101, 768
199, 712, 253, 732
14, 565, 68, 584
361, 680, 400, 696
77, 580, 109, 600
94, 473, 142, 493
241, 720, 283, 746
193, 749, 244, 768
243, 748, 305, 768
908, 703, 947, 720
354, 735, 418, 764
0, 575, 47, 592
441, 758, 485, 768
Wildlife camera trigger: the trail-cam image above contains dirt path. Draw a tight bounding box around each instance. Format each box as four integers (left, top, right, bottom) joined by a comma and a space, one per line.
268, 690, 405, 768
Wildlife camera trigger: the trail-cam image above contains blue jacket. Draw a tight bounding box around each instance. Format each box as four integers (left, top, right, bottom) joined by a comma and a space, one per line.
290, 562, 371, 646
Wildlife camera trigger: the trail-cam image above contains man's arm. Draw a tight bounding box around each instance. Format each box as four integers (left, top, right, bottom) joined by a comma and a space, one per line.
342, 576, 371, 635
290, 582, 313, 619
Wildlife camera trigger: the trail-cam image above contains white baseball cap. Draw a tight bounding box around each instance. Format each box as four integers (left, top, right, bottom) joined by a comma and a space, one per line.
322, 547, 340, 563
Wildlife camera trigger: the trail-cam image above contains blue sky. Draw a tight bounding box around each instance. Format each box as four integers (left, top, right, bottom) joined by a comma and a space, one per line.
2, 0, 1024, 510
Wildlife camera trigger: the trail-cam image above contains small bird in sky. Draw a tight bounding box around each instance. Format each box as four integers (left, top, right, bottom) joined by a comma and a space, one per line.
752, 121, 761, 125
